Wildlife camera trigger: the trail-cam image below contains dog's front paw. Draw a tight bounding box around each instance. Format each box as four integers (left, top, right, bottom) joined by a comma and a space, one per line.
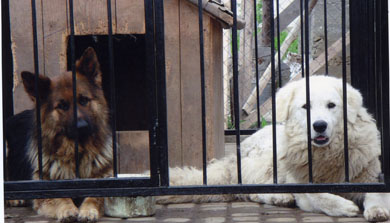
57, 205, 79, 223
78, 207, 99, 223
250, 194, 295, 207
6, 200, 27, 207
333, 199, 360, 217
364, 206, 390, 222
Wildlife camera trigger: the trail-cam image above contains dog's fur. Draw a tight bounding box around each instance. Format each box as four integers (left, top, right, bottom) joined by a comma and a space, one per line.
6, 47, 112, 222
160, 76, 390, 222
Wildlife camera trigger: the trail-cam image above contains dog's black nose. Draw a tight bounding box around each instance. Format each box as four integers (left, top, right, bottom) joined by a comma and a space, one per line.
67, 119, 92, 140
77, 119, 88, 129
313, 120, 327, 133
77, 119, 91, 136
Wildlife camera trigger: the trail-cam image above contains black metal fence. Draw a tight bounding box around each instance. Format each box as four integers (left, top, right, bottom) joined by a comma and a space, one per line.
3, 0, 390, 200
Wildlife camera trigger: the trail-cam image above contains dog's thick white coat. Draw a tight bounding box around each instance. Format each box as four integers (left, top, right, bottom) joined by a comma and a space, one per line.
162, 76, 390, 221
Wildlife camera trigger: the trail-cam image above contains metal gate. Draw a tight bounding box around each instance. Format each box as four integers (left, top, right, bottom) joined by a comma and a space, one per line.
3, 0, 390, 200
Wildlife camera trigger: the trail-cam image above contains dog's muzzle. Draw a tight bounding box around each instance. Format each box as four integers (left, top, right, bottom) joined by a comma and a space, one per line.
312, 120, 329, 146
66, 118, 93, 141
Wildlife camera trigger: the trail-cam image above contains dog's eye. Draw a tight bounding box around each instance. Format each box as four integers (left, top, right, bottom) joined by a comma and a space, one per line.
56, 100, 70, 111
79, 96, 90, 106
327, 102, 336, 109
302, 104, 309, 109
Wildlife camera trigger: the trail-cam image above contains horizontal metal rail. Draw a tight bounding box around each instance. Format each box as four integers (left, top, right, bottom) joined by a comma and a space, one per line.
5, 182, 389, 200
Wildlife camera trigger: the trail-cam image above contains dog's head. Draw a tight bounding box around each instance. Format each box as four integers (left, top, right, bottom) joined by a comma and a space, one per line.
276, 75, 363, 147
21, 47, 108, 143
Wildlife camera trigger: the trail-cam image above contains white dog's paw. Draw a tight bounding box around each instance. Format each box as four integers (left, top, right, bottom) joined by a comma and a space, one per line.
364, 206, 390, 222
326, 199, 360, 217
250, 194, 295, 207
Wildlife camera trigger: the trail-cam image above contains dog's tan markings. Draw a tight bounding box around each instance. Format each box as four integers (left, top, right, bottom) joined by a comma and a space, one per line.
34, 198, 79, 222
78, 197, 103, 222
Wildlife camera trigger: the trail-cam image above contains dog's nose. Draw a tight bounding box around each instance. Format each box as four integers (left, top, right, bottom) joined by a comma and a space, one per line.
313, 120, 327, 133
77, 119, 90, 135
77, 119, 88, 129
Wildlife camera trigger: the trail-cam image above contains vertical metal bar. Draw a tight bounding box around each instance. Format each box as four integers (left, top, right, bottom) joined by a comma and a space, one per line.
300, 0, 305, 78
106, 0, 118, 178
0, 71, 3, 217
323, 0, 329, 75
197, 0, 207, 185
3, 140, 5, 181
375, 0, 384, 179
375, 0, 389, 184
154, 0, 169, 187
304, 0, 313, 183
270, 0, 278, 184
341, 0, 349, 182
68, 0, 79, 179
2, 0, 13, 181
254, 0, 261, 128
276, 0, 282, 87
231, 0, 242, 184
379, 0, 390, 184
31, 0, 43, 180
144, 0, 159, 186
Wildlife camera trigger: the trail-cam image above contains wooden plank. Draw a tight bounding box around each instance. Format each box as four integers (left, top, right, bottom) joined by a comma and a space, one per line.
164, 0, 183, 168
206, 19, 225, 160
203, 16, 225, 160
42, 0, 68, 78
9, 0, 45, 113
116, 0, 145, 34
179, 0, 202, 168
72, 0, 116, 35
117, 131, 150, 174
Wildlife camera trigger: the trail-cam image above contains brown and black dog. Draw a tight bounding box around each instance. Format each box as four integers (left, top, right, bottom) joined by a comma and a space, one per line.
6, 47, 112, 222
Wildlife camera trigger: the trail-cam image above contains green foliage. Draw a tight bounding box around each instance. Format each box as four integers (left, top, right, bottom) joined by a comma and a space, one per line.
227, 116, 247, 129
261, 116, 268, 128
256, 1, 263, 24
274, 30, 299, 58
249, 116, 269, 129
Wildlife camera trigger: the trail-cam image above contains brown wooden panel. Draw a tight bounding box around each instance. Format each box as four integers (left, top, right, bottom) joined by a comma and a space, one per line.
179, 0, 202, 168
72, 0, 116, 35
204, 18, 225, 160
117, 131, 150, 174
164, 0, 183, 168
116, 0, 145, 34
10, 0, 44, 113
42, 0, 69, 78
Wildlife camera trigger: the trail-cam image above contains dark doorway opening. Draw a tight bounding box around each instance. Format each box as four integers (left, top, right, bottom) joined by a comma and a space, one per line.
67, 35, 149, 131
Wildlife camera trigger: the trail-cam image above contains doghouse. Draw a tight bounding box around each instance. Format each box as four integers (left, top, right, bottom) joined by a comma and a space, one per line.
8, 0, 241, 173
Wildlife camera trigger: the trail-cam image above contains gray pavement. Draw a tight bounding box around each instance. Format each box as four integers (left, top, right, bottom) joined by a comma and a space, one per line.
5, 202, 375, 223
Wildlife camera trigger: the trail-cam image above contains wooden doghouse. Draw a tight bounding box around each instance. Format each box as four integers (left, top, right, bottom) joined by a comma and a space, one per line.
9, 0, 240, 173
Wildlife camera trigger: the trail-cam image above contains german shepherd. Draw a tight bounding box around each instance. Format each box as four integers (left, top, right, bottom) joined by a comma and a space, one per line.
6, 47, 113, 222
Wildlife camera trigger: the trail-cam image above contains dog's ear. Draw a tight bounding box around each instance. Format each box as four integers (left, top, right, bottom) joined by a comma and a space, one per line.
337, 82, 363, 124
275, 80, 300, 122
21, 71, 51, 102
76, 47, 102, 85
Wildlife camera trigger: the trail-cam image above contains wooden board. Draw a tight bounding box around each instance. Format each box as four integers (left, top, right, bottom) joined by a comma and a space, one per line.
9, 0, 45, 112
204, 19, 225, 160
72, 0, 117, 35
177, 0, 225, 168
164, 0, 183, 168
117, 131, 150, 173
116, 0, 145, 34
42, 0, 69, 78
179, 0, 203, 168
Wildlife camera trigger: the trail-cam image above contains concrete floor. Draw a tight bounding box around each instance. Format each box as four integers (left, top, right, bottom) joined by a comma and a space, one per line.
5, 202, 373, 223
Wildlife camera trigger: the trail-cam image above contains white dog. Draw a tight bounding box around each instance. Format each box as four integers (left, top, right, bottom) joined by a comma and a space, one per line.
160, 75, 390, 222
